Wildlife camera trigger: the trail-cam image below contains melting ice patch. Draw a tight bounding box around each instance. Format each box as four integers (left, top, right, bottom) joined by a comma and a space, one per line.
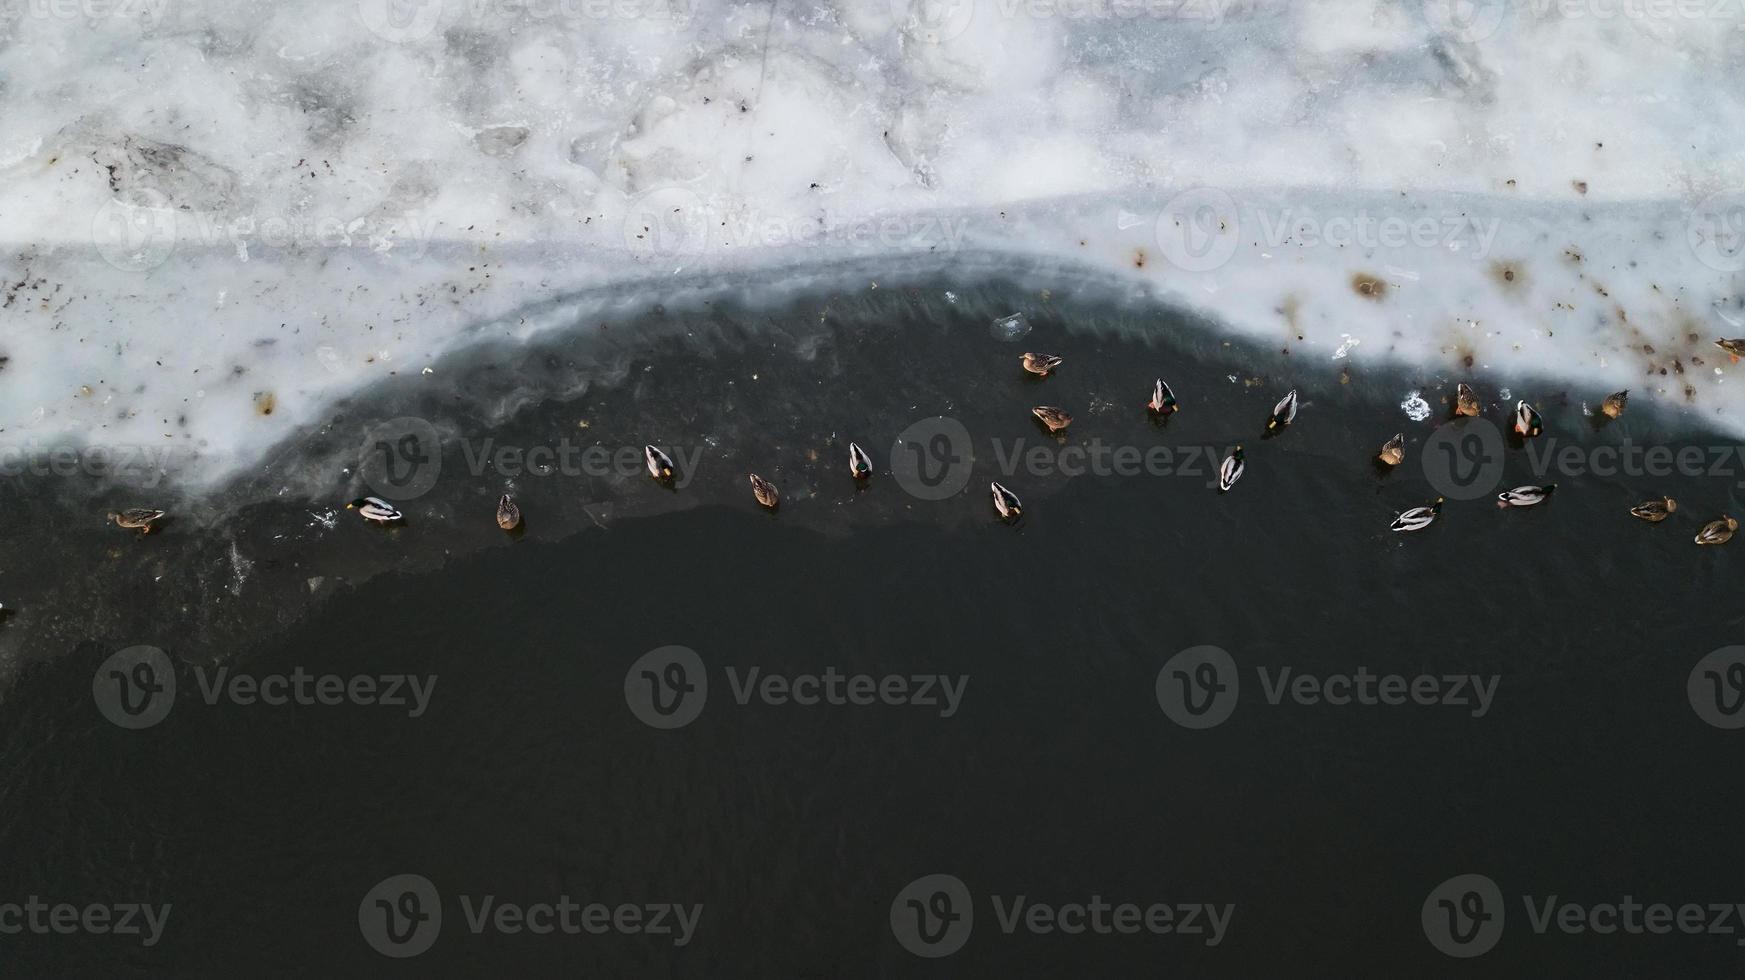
0, 0, 1743, 493
1400, 392, 1432, 422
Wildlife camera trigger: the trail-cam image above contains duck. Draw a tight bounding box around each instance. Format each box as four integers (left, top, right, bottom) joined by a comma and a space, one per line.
1455, 383, 1481, 418
1600, 390, 1628, 419
750, 474, 779, 510
347, 497, 403, 525
645, 445, 676, 482
1716, 339, 1745, 362
991, 481, 1022, 521
1498, 484, 1555, 508
1513, 400, 1543, 438
1630, 496, 1677, 522
1021, 352, 1063, 377
108, 508, 165, 534
1032, 406, 1073, 433
1218, 445, 1245, 493
1266, 389, 1299, 432
1148, 379, 1179, 416
1390, 497, 1444, 533
496, 493, 521, 531
848, 442, 873, 480
1378, 433, 1405, 467
1695, 516, 1739, 545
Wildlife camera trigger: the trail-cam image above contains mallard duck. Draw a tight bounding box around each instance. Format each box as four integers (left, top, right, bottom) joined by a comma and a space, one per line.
1378, 433, 1405, 467
645, 445, 676, 482
991, 481, 1022, 521
1696, 516, 1739, 545
1021, 352, 1063, 377
1390, 497, 1444, 532
1266, 389, 1299, 432
496, 493, 521, 531
1716, 339, 1745, 362
1148, 379, 1179, 416
1513, 400, 1543, 438
1600, 390, 1628, 419
109, 508, 165, 534
1498, 484, 1556, 508
1630, 496, 1676, 522
750, 474, 779, 509
1032, 406, 1072, 433
1218, 445, 1244, 493
347, 497, 403, 524
1455, 383, 1481, 418
848, 442, 873, 480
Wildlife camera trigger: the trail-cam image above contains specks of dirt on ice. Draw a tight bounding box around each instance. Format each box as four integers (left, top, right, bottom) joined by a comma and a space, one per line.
1351, 273, 1387, 300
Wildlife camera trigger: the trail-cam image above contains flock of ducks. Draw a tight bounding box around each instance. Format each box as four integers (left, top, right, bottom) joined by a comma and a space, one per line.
102, 340, 1745, 548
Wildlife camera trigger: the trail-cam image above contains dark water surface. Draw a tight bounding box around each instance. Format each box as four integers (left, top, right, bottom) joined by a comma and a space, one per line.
3, 277, 1745, 977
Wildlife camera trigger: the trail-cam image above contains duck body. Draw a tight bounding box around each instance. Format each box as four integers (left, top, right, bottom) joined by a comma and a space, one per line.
1032, 406, 1073, 433
848, 442, 873, 480
1266, 389, 1298, 432
347, 497, 403, 525
645, 445, 676, 482
109, 508, 165, 534
991, 481, 1022, 521
1148, 379, 1179, 416
1514, 400, 1543, 438
496, 493, 521, 531
1218, 446, 1244, 493
1630, 496, 1677, 522
1390, 497, 1444, 532
1498, 484, 1556, 508
1696, 516, 1739, 545
1378, 433, 1405, 467
1716, 339, 1745, 362
1600, 390, 1628, 419
1021, 353, 1063, 377
749, 474, 780, 509
1455, 383, 1481, 418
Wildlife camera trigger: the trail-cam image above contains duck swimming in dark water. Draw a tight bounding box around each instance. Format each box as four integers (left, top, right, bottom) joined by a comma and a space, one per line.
848, 442, 873, 480
1695, 516, 1738, 546
645, 445, 676, 482
1390, 497, 1443, 533
1021, 352, 1063, 377
1513, 400, 1543, 438
1218, 446, 1244, 493
496, 494, 521, 531
1032, 406, 1072, 433
1455, 383, 1481, 418
1498, 484, 1555, 508
109, 508, 165, 535
1377, 433, 1405, 467
1630, 497, 1676, 523
1266, 389, 1298, 433
1148, 379, 1178, 416
991, 481, 1022, 521
347, 497, 403, 525
750, 474, 779, 510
